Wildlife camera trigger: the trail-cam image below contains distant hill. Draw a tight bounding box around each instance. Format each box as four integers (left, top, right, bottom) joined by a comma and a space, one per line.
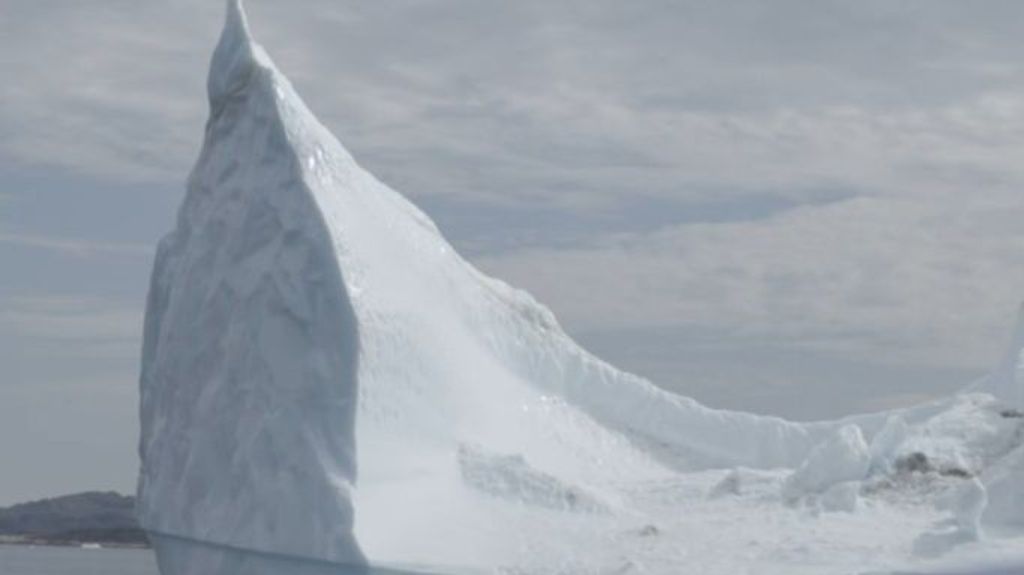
0, 492, 148, 546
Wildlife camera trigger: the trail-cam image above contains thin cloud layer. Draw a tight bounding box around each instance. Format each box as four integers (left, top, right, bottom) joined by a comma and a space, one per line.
481, 192, 1024, 369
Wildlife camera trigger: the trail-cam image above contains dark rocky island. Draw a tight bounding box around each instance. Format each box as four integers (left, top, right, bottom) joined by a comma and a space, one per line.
0, 491, 149, 548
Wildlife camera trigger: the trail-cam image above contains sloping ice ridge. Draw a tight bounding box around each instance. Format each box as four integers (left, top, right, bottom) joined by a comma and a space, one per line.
138, 2, 1024, 573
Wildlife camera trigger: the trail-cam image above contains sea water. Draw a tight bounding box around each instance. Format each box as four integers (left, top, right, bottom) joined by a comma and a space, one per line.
0, 545, 158, 575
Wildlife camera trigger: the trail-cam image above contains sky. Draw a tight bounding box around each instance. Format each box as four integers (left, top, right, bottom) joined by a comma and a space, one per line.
2, 0, 1024, 505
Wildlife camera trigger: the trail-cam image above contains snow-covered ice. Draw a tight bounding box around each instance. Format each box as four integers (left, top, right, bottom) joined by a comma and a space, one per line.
781, 424, 871, 502
137, 1, 1024, 573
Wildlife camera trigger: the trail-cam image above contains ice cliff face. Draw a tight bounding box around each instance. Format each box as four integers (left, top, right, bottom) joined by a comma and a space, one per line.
138, 0, 361, 565
138, 2, 1024, 573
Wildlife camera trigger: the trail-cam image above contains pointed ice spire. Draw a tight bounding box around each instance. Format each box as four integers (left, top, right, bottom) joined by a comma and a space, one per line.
989, 302, 1024, 407
971, 302, 1024, 408
207, 0, 257, 109
226, 0, 250, 32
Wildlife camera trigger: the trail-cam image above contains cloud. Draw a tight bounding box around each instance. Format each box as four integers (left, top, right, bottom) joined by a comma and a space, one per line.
3, 1, 1024, 206
0, 1, 217, 182
2, 0, 1024, 420
0, 233, 153, 257
479, 191, 1024, 371
3, 0, 1023, 379
0, 295, 142, 346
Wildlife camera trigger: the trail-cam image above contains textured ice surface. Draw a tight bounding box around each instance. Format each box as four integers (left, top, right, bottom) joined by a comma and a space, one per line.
138, 2, 1024, 573
138, 0, 360, 564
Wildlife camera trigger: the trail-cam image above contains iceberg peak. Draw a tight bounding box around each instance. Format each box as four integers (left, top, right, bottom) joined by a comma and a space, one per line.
975, 301, 1024, 407
207, 0, 256, 110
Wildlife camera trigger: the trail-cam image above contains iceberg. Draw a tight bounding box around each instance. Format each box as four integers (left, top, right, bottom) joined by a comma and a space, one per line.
138, 2, 1024, 573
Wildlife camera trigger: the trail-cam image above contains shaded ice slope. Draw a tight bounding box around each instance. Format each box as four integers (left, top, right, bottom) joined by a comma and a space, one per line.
138, 2, 1024, 573
138, 0, 361, 564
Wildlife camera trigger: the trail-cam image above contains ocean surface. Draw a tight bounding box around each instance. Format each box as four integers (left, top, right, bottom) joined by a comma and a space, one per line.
0, 545, 158, 575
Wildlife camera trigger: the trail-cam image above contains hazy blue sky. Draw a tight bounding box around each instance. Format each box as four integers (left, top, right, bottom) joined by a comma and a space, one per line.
3, 0, 1024, 504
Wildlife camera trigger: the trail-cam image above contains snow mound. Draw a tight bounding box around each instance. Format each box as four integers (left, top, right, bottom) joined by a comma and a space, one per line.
456, 444, 610, 513
982, 445, 1024, 528
137, 2, 1024, 573
707, 467, 778, 499
782, 425, 870, 501
914, 478, 987, 557
820, 481, 861, 513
